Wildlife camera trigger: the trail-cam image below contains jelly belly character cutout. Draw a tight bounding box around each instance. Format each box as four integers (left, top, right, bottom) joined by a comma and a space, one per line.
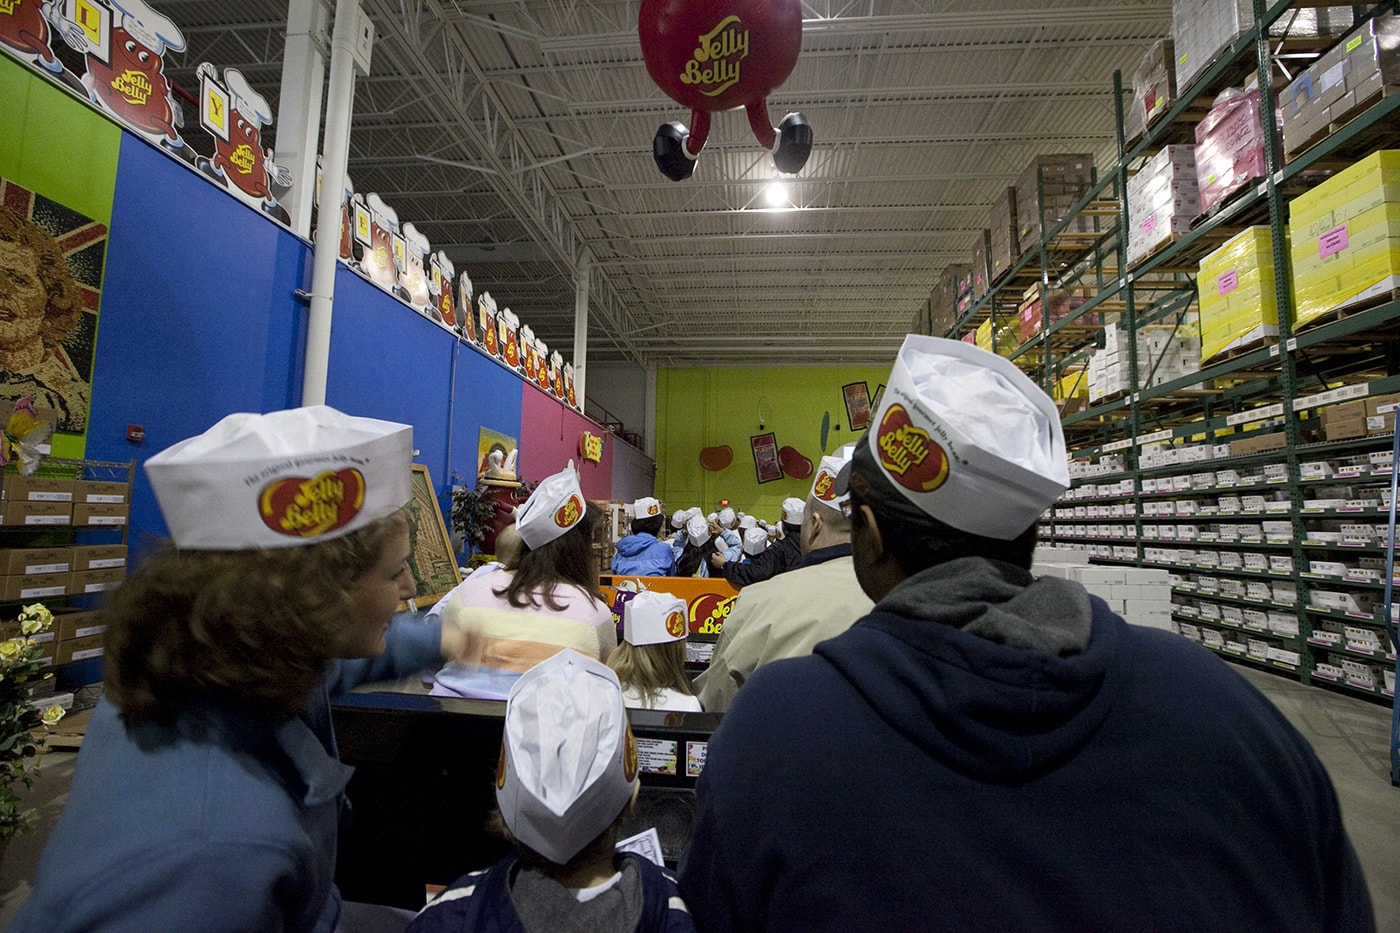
360, 193, 401, 291
65, 0, 191, 157
456, 270, 475, 342
1, 0, 65, 74
431, 251, 456, 327
478, 291, 500, 357
535, 339, 551, 390
521, 324, 538, 379
195, 65, 293, 221
400, 222, 433, 312
564, 362, 578, 410
550, 351, 565, 399
498, 308, 522, 371
639, 0, 812, 181
336, 169, 356, 261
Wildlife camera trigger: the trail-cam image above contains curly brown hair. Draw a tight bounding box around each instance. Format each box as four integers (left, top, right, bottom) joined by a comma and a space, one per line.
103, 511, 408, 723
0, 206, 85, 347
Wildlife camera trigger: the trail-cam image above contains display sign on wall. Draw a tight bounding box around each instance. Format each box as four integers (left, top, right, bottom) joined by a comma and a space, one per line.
579, 431, 604, 463
750, 431, 783, 483
0, 178, 108, 436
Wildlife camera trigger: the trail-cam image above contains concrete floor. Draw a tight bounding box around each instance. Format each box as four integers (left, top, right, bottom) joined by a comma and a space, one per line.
2, 663, 1397, 930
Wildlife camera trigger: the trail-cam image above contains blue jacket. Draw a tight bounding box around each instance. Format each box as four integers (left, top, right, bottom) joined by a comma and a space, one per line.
611, 533, 676, 576
13, 612, 443, 933
407, 853, 697, 932
679, 561, 1373, 932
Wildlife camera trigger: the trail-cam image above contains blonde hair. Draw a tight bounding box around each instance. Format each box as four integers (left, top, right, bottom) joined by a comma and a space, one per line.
606, 639, 692, 707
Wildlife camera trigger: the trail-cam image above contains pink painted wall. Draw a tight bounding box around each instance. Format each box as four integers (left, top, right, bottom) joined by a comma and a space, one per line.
519, 383, 615, 499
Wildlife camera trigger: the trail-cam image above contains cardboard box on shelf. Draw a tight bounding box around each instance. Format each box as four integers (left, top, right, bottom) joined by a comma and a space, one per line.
71, 502, 129, 527
69, 567, 125, 595
1282, 15, 1400, 160
1322, 399, 1369, 440
74, 480, 128, 504
0, 476, 74, 502
70, 544, 128, 572
0, 547, 72, 576
1365, 390, 1400, 435
1228, 431, 1287, 456
54, 633, 105, 666
0, 500, 71, 527
54, 609, 105, 642
988, 188, 1019, 280
969, 229, 992, 300
1014, 154, 1095, 254
0, 571, 71, 602
1194, 88, 1270, 216
1126, 38, 1177, 142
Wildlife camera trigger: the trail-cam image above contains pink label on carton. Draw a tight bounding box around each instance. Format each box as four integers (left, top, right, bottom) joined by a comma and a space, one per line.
1318, 224, 1349, 259
1218, 270, 1238, 295
1142, 213, 1157, 234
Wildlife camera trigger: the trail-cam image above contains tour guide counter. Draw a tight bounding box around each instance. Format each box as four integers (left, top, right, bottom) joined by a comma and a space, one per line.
331, 574, 734, 910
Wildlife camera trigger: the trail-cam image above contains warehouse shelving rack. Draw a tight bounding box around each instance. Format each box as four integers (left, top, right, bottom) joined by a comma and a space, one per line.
945, 0, 1400, 775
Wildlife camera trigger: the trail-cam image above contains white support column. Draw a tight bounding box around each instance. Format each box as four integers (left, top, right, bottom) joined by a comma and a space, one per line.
572, 253, 591, 410
301, 0, 367, 407
276, 0, 329, 238
644, 363, 657, 458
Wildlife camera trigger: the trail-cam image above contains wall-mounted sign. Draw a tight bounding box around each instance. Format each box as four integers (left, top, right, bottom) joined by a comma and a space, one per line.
580, 431, 604, 463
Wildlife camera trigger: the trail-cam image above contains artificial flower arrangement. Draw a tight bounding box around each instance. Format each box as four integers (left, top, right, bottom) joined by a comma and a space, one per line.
0, 603, 66, 840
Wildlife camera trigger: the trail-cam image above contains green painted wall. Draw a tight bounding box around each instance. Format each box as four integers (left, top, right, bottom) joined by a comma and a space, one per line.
655, 364, 891, 521
1, 55, 122, 459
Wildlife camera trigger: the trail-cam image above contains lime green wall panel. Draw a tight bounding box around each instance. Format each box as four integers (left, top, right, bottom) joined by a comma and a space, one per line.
2, 55, 122, 459
655, 364, 890, 521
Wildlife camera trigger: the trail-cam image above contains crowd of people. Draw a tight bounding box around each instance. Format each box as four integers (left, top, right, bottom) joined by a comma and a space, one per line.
11, 335, 1378, 931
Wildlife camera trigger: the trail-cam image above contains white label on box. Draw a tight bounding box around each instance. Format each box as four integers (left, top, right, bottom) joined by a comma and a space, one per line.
87, 558, 125, 570
1103, 438, 1134, 452
85, 516, 126, 526
83, 582, 120, 593
24, 562, 69, 574
24, 515, 67, 525
69, 647, 105, 662
1226, 403, 1284, 426
73, 624, 106, 639
20, 585, 65, 598
1138, 429, 1173, 445
24, 491, 72, 502
84, 494, 125, 504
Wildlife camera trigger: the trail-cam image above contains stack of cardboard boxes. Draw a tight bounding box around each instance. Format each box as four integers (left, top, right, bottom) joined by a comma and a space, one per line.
1126, 145, 1201, 267
1014, 153, 1096, 256
987, 188, 1018, 283
1280, 13, 1400, 160
1172, 0, 1352, 95
1193, 87, 1270, 217
1196, 226, 1280, 360
1289, 149, 1400, 328
1125, 39, 1177, 143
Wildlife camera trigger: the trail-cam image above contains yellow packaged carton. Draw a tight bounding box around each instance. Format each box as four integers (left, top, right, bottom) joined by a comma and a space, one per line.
1198, 227, 1280, 362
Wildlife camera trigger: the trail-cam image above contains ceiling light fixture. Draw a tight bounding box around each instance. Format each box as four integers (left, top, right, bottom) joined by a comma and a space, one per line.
764, 180, 789, 208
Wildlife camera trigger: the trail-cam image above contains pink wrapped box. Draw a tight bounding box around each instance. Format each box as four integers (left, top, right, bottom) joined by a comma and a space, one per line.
1194, 88, 1273, 216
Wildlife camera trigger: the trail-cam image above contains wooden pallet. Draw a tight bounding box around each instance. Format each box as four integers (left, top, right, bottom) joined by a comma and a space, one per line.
1295, 286, 1400, 334
1203, 332, 1278, 364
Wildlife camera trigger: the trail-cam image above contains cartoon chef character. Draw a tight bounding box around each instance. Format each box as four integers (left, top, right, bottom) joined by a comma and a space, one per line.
498, 308, 521, 370
399, 223, 432, 312
455, 270, 475, 342
431, 251, 457, 328
69, 0, 189, 154
534, 338, 550, 390
520, 324, 538, 378
550, 350, 565, 398
196, 65, 293, 217
360, 193, 401, 291
478, 292, 500, 357
0, 0, 65, 74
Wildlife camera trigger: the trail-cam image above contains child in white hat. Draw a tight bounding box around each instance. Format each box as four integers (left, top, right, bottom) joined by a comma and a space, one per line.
610, 496, 676, 577
408, 651, 697, 932
608, 591, 703, 712
15, 406, 476, 933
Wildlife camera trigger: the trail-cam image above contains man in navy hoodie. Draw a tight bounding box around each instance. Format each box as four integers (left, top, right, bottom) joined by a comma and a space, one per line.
678, 335, 1374, 932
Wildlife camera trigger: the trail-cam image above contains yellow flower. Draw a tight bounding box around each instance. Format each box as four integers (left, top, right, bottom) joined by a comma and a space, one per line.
41, 705, 65, 726
0, 639, 24, 661
18, 603, 52, 628
19, 618, 42, 636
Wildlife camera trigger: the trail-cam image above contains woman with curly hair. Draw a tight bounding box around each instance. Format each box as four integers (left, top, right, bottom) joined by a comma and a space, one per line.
0, 205, 89, 432
13, 407, 475, 933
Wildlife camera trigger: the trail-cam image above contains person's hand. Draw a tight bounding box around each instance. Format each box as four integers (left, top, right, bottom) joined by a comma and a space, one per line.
439, 603, 488, 663
708, 551, 727, 570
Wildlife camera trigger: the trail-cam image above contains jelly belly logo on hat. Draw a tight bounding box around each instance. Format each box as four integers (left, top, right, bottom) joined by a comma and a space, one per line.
812, 469, 837, 501
554, 494, 584, 529
682, 15, 750, 98
877, 404, 950, 493
665, 609, 686, 639
495, 743, 507, 790
623, 726, 639, 781
258, 468, 366, 539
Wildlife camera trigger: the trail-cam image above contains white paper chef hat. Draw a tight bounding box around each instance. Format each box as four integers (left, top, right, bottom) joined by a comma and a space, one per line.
670, 509, 687, 529
632, 496, 662, 519
622, 590, 688, 646
742, 527, 768, 556
739, 515, 757, 530
496, 651, 638, 865
706, 512, 718, 523
144, 406, 412, 550
717, 507, 736, 528
781, 497, 805, 524
685, 514, 710, 547
810, 444, 858, 512
846, 335, 1068, 540
515, 462, 585, 549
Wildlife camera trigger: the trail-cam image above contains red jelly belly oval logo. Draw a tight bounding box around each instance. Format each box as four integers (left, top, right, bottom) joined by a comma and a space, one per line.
689, 593, 736, 635
554, 494, 583, 529
665, 610, 686, 638
877, 404, 950, 493
258, 469, 366, 539
812, 469, 837, 501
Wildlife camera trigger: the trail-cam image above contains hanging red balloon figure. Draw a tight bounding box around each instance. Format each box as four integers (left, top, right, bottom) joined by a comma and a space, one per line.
639, 0, 812, 181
